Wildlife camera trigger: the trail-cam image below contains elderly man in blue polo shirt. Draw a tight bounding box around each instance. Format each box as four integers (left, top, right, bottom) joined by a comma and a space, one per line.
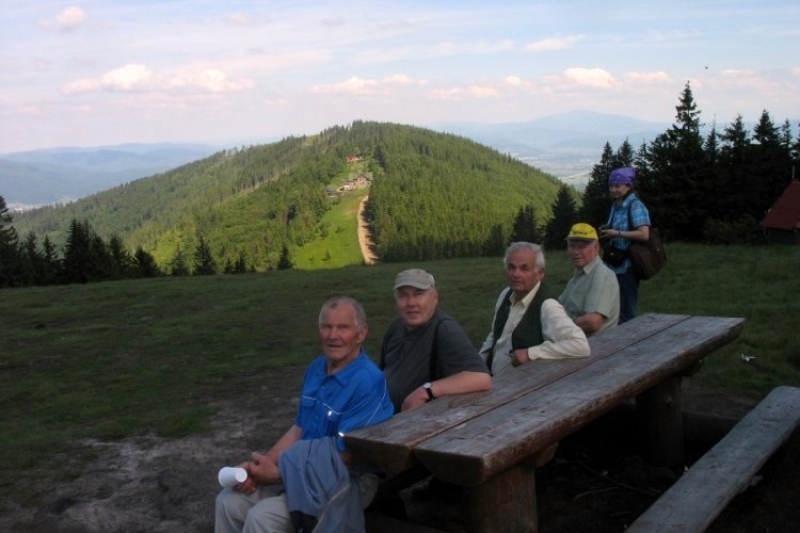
558, 223, 620, 336
215, 296, 394, 533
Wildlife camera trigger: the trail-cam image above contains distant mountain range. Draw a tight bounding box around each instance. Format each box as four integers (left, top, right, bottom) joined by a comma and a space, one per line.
1, 111, 669, 208
432, 110, 670, 186
1, 143, 219, 208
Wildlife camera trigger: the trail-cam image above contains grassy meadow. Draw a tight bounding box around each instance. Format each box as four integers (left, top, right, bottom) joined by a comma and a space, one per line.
1, 243, 798, 472
293, 192, 368, 269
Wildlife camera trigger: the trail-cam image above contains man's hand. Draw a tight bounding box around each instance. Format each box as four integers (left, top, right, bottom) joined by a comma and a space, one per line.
233, 461, 258, 494
247, 452, 281, 486
511, 348, 529, 367
401, 386, 430, 411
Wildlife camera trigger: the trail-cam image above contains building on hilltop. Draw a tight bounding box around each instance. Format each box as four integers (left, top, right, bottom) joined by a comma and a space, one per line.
760, 180, 800, 245
338, 172, 373, 193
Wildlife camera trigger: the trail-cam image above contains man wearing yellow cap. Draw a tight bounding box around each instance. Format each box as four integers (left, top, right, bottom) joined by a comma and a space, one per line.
558, 223, 620, 336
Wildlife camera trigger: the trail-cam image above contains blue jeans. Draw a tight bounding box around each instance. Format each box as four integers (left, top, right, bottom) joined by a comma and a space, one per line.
617, 269, 639, 324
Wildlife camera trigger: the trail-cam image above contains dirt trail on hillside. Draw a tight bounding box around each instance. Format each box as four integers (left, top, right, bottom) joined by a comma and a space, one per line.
358, 195, 377, 265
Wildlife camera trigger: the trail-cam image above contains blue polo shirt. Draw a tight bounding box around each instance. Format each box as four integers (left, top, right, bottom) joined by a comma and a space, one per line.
296, 349, 394, 451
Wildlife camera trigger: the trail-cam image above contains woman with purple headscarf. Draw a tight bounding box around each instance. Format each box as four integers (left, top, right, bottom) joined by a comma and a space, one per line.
599, 167, 651, 324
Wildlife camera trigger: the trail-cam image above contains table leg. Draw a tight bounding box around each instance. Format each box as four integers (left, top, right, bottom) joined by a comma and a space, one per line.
637, 375, 684, 466
461, 463, 537, 533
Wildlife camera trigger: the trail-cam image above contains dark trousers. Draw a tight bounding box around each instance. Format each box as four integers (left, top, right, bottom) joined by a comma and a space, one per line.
617, 268, 639, 324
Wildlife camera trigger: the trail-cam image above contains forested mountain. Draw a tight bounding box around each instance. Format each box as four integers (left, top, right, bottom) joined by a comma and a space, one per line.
12, 122, 561, 270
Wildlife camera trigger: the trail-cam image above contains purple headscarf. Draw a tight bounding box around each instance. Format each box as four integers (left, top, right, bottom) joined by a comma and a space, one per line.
609, 167, 636, 187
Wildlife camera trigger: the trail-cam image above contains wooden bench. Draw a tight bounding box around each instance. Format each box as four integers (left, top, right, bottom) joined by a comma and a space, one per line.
346, 313, 745, 533
624, 385, 800, 533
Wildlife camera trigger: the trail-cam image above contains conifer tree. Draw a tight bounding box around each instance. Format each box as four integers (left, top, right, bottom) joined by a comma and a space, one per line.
170, 248, 191, 277
234, 252, 248, 273
752, 110, 793, 216
0, 196, 20, 287
108, 235, 132, 279
544, 185, 579, 250
718, 114, 754, 219
133, 246, 160, 278
19, 232, 43, 285
193, 236, 217, 275
41, 235, 60, 285
62, 219, 93, 284
581, 143, 615, 229
510, 205, 542, 244
640, 81, 709, 240
277, 244, 294, 270
483, 224, 507, 257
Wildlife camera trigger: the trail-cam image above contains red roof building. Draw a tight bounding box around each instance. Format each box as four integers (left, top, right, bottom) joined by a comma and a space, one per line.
760, 180, 800, 244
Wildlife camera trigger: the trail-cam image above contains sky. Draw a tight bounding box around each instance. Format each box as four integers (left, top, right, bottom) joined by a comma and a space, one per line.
2, 0, 799, 154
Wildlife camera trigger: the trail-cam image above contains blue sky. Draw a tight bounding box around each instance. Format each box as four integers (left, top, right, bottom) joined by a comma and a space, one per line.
2, 0, 799, 153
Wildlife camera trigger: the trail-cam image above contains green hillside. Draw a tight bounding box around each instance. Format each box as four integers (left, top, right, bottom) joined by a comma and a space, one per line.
13, 122, 562, 271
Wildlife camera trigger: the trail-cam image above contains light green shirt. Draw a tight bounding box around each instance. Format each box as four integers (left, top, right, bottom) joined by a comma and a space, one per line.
558, 255, 620, 336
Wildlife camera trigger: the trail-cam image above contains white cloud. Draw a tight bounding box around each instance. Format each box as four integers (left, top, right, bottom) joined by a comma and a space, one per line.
721, 69, 757, 78
61, 78, 101, 95
308, 74, 426, 96
625, 71, 672, 84
309, 77, 379, 95
467, 85, 498, 98
61, 64, 254, 95
563, 68, 617, 88
225, 12, 269, 26
57, 6, 87, 31
101, 64, 154, 91
172, 69, 256, 93
36, 6, 87, 32
503, 76, 532, 88
526, 36, 583, 52
428, 84, 498, 100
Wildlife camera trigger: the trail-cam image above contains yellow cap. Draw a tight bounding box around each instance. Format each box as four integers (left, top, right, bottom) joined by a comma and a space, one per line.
566, 223, 599, 241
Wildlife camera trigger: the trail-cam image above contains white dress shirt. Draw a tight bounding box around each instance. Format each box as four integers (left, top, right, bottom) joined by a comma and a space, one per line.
480, 282, 590, 376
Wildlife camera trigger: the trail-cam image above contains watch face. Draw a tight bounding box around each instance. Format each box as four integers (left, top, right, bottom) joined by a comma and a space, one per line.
424, 382, 434, 400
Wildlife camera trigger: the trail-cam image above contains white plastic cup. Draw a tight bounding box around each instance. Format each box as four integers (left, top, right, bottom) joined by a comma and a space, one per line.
218, 466, 248, 488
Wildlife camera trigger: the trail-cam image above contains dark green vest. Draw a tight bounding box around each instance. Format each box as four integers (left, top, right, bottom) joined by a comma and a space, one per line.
487, 283, 554, 373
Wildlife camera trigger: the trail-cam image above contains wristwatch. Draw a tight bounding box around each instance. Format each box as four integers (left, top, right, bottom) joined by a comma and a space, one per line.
423, 382, 435, 401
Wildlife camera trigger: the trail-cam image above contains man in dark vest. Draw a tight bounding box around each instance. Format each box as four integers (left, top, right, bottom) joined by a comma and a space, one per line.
480, 242, 589, 376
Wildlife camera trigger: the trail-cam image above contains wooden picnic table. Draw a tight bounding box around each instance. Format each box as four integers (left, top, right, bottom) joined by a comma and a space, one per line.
346, 313, 745, 533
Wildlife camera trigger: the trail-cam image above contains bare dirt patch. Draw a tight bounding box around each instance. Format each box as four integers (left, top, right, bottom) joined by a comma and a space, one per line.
357, 195, 377, 265
2, 371, 798, 533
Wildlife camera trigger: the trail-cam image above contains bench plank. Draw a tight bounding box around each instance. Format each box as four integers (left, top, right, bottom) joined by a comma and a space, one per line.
625, 386, 800, 533
346, 313, 690, 473
413, 316, 745, 486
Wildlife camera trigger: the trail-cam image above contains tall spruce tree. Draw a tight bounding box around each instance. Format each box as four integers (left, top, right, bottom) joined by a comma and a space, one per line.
170, 247, 191, 276
19, 232, 43, 286
581, 143, 616, 229
62, 219, 93, 284
640, 81, 709, 241
133, 246, 160, 278
0, 196, 20, 287
108, 235, 132, 279
193, 236, 217, 275
41, 235, 60, 285
544, 185, 579, 250
510, 205, 542, 243
718, 114, 753, 220
752, 110, 793, 217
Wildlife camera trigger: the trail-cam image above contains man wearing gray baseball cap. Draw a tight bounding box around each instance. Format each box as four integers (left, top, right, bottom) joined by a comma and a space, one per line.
376, 268, 491, 505
379, 268, 491, 413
